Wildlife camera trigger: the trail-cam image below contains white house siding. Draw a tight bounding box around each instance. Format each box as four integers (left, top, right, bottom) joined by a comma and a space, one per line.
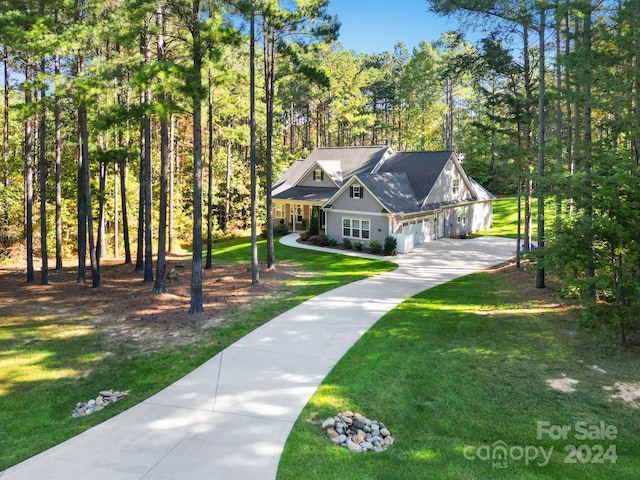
392, 214, 437, 253
424, 159, 471, 205
441, 201, 493, 238
467, 201, 493, 233
324, 210, 390, 246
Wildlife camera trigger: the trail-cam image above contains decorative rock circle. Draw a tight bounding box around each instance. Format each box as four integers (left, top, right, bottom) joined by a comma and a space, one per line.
321, 411, 394, 452
72, 389, 129, 417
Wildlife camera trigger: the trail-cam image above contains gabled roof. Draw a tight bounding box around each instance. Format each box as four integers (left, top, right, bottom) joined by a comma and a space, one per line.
378, 151, 453, 204
272, 146, 392, 197
468, 177, 495, 201
272, 147, 494, 216
315, 160, 343, 186
355, 173, 419, 213
306, 146, 391, 178
272, 158, 312, 196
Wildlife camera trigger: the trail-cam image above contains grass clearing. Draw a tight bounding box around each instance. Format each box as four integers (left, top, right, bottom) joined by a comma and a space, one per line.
0, 238, 395, 471
277, 264, 640, 479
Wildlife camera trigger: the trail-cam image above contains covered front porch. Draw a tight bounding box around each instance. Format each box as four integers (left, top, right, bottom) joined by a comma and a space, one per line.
274, 202, 326, 233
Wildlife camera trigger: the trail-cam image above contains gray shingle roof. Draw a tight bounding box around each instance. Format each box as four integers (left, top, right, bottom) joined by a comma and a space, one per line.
272, 158, 312, 196
273, 186, 337, 203
271, 148, 492, 216
378, 151, 453, 204
307, 146, 390, 178
356, 173, 419, 213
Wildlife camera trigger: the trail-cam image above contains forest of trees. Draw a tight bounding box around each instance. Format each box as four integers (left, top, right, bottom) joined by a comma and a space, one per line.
0, 1, 639, 342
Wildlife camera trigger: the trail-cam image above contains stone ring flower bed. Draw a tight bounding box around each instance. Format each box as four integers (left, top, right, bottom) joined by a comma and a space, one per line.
72, 390, 129, 417
321, 411, 395, 453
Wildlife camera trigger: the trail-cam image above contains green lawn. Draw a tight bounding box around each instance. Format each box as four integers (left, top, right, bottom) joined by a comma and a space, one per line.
480, 195, 560, 240
277, 267, 640, 479
0, 239, 395, 471
278, 196, 639, 478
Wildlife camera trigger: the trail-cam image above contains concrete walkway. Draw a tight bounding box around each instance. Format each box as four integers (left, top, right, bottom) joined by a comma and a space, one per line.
1, 234, 515, 480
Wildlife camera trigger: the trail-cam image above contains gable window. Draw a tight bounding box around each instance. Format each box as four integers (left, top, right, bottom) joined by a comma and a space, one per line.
343, 218, 370, 239
313, 168, 324, 181
349, 185, 363, 199
452, 178, 460, 196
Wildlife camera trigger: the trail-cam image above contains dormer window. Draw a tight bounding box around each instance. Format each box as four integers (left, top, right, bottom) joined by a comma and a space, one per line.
313, 168, 324, 181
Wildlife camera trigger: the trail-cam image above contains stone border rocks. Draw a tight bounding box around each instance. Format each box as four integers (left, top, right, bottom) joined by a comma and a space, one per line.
321, 411, 394, 452
72, 390, 129, 417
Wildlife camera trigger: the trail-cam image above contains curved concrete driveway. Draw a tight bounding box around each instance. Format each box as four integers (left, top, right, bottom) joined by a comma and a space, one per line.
2, 235, 514, 480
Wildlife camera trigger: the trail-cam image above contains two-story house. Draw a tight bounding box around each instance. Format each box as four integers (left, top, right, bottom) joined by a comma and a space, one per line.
271, 146, 494, 253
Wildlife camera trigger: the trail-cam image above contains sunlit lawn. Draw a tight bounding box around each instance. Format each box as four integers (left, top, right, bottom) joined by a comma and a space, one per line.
277, 267, 640, 479
0, 239, 395, 470
480, 195, 559, 239
278, 197, 640, 479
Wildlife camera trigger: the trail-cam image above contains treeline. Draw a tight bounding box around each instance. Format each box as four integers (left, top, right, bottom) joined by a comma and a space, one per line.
427, 0, 640, 344
1, 0, 639, 341
0, 0, 478, 301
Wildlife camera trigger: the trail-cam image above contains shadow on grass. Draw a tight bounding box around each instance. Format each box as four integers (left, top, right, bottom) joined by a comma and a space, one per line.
0, 237, 396, 471
278, 268, 640, 480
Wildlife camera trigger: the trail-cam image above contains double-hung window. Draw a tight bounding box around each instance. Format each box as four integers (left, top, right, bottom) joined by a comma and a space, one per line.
452, 178, 460, 196
313, 169, 324, 181
457, 208, 467, 225
343, 218, 370, 239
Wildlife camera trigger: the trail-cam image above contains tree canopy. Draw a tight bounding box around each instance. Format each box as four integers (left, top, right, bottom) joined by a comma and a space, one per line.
1, 0, 639, 341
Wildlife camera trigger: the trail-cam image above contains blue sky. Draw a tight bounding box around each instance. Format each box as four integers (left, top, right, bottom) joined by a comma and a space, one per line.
325, 0, 466, 55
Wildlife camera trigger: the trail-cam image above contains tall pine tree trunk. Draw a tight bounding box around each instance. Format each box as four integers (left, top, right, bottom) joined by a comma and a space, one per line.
142, 21, 153, 283
2, 47, 8, 233
114, 161, 119, 258
77, 117, 87, 283
24, 58, 34, 284
79, 99, 99, 287
250, 13, 260, 285
555, 0, 564, 234
120, 157, 132, 264
39, 56, 48, 285
189, 0, 204, 313
522, 25, 533, 255
536, 7, 546, 289
54, 52, 63, 270
97, 154, 107, 264
168, 114, 175, 253
224, 127, 232, 232
264, 28, 275, 270
153, 3, 169, 295
206, 68, 214, 270
582, 6, 595, 290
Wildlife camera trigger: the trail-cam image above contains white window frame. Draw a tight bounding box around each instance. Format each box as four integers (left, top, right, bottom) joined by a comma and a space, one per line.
457, 208, 467, 225
452, 178, 460, 196
352, 185, 362, 198
275, 204, 285, 219
343, 218, 370, 239
313, 168, 323, 181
